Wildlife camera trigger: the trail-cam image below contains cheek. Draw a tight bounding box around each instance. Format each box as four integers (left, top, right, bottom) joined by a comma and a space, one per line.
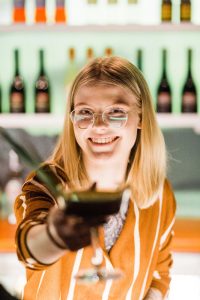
74, 127, 88, 148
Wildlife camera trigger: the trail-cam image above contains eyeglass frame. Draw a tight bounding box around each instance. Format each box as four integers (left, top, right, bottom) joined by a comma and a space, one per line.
69, 106, 132, 129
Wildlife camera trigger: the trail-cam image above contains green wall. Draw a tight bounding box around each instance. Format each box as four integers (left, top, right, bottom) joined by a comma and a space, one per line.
0, 27, 200, 116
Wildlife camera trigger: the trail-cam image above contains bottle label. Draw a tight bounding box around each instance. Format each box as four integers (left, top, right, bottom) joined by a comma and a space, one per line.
181, 4, 191, 20
182, 92, 196, 112
14, 0, 25, 8
10, 93, 24, 112
157, 92, 171, 112
56, 0, 65, 7
36, 0, 46, 7
36, 92, 49, 112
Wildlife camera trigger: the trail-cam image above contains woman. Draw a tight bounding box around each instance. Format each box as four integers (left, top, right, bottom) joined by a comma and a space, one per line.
15, 56, 176, 300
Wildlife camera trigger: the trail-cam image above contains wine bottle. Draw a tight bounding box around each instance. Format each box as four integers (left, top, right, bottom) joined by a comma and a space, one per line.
87, 0, 97, 3
65, 48, 79, 95
180, 0, 191, 22
161, 0, 172, 22
55, 0, 66, 23
13, 0, 26, 23
108, 0, 117, 4
181, 49, 197, 113
86, 47, 94, 63
137, 49, 143, 71
35, 0, 46, 23
4, 150, 23, 224
156, 49, 172, 113
35, 49, 50, 113
104, 47, 113, 57
10, 49, 25, 113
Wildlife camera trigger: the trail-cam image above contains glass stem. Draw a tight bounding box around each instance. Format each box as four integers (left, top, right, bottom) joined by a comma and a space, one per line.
90, 227, 103, 267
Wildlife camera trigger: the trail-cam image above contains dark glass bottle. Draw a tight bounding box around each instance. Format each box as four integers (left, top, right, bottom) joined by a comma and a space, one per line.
35, 49, 50, 113
180, 0, 191, 22
137, 49, 143, 71
181, 49, 197, 113
156, 49, 172, 113
10, 49, 25, 113
161, 0, 172, 22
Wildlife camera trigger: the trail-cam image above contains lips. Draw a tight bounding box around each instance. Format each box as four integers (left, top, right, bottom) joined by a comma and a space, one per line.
88, 136, 119, 145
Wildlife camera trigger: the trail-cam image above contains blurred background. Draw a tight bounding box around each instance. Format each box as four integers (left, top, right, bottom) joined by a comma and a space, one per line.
0, 0, 200, 299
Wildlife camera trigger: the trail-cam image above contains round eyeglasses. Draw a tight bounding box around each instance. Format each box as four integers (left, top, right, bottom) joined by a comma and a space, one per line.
70, 107, 129, 129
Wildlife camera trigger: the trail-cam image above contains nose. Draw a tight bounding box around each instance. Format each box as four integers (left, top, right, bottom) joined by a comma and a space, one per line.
92, 113, 108, 128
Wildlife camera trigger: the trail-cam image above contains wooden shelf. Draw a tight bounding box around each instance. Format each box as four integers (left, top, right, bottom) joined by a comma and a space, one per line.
0, 218, 200, 253
0, 23, 200, 33
0, 114, 200, 133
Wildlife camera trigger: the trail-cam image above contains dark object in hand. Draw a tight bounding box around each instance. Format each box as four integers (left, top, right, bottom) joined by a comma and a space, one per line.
64, 184, 125, 217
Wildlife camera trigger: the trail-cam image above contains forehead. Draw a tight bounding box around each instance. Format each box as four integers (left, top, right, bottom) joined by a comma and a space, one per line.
74, 84, 137, 108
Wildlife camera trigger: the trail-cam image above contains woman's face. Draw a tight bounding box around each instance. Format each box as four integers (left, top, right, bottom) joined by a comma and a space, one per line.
72, 84, 141, 165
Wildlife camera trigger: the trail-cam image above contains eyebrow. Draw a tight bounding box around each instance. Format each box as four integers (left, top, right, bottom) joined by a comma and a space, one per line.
75, 98, 131, 107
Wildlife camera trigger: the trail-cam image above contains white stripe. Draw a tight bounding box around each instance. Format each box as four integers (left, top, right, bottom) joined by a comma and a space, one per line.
125, 200, 140, 300
138, 186, 164, 300
159, 217, 175, 249
36, 270, 46, 299
20, 194, 27, 219
66, 249, 84, 300
102, 256, 114, 300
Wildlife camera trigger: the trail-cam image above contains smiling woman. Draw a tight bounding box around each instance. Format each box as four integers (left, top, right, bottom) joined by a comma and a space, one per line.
14, 56, 176, 300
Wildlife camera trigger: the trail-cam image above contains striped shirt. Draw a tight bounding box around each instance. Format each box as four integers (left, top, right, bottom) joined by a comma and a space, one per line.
14, 164, 176, 300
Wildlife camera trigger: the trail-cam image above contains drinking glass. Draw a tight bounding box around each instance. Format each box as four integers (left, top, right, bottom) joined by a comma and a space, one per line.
64, 184, 131, 283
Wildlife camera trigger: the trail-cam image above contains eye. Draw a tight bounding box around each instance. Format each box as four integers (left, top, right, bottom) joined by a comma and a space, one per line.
76, 108, 93, 116
107, 107, 126, 115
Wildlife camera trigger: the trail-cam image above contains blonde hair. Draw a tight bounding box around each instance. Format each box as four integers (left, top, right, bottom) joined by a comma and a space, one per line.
50, 56, 166, 208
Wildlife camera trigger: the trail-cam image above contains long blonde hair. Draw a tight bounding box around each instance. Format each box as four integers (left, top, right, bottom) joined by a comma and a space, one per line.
50, 56, 166, 208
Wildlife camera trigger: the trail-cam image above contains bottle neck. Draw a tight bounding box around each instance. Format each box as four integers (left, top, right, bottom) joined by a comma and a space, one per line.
137, 50, 142, 71
14, 50, 19, 77
162, 50, 167, 79
39, 50, 45, 76
187, 49, 192, 78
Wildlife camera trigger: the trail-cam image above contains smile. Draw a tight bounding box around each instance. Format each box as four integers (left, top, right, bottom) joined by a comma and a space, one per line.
89, 136, 119, 144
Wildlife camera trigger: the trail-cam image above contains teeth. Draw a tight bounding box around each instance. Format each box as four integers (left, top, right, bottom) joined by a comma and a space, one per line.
91, 137, 116, 144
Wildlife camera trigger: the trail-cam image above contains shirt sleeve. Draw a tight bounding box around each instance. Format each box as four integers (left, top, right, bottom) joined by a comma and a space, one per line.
149, 179, 176, 298
14, 164, 66, 270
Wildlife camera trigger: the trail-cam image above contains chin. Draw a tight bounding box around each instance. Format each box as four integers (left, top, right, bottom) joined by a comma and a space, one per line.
90, 151, 119, 163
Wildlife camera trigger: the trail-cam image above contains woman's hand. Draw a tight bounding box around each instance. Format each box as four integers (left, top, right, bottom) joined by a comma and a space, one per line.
47, 207, 107, 251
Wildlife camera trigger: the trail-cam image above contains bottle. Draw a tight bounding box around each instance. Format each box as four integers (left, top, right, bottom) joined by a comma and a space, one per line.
35, 0, 46, 23
87, 0, 98, 3
180, 0, 191, 22
156, 49, 172, 113
86, 47, 94, 63
65, 48, 79, 96
10, 49, 26, 113
181, 49, 197, 113
161, 0, 172, 22
13, 0, 26, 23
137, 49, 143, 71
104, 47, 113, 57
55, 0, 66, 23
35, 49, 50, 113
4, 150, 23, 224
107, 0, 118, 3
